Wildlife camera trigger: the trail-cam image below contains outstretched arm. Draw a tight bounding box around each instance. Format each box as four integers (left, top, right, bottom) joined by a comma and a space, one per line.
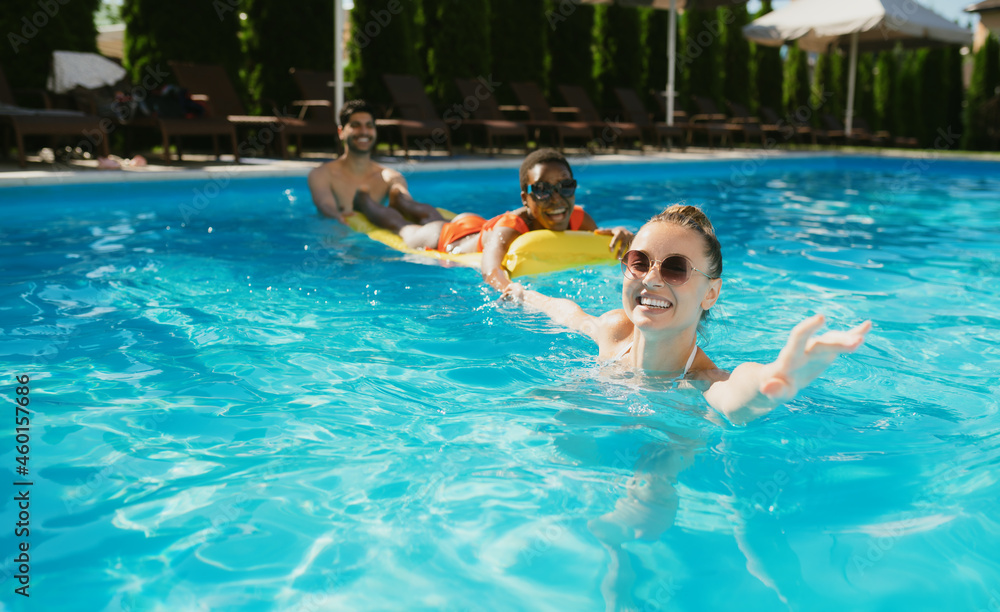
503, 284, 603, 342
703, 315, 871, 426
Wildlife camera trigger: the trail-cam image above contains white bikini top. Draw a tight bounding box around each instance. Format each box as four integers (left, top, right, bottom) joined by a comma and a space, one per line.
614, 340, 699, 377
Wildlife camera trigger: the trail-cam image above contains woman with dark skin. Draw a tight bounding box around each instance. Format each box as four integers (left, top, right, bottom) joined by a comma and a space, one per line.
352, 149, 634, 292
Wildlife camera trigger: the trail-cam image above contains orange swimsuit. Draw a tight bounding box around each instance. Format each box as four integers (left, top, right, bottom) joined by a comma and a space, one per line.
435, 206, 586, 252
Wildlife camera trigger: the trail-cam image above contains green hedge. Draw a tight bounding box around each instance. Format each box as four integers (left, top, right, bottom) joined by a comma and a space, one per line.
491, 0, 547, 105
0, 0, 100, 93
722, 4, 751, 110
122, 0, 243, 98
346, 0, 423, 109
244, 0, 333, 114
546, 0, 595, 101
424, 0, 491, 107
751, 0, 782, 114
592, 4, 642, 112
963, 34, 1000, 150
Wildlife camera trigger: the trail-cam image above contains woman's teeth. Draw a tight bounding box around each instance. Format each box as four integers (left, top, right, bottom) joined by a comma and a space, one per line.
639, 296, 672, 309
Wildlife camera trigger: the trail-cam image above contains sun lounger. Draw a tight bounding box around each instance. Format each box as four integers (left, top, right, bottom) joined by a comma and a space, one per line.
288, 67, 345, 153
0, 62, 110, 167
453, 77, 529, 155
822, 113, 872, 146
381, 74, 452, 158
613, 87, 686, 151
759, 106, 823, 145
556, 85, 642, 153
510, 81, 593, 151
170, 61, 334, 160
726, 101, 775, 146
689, 95, 743, 148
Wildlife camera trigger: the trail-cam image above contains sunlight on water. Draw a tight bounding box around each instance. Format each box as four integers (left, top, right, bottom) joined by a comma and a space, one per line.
1, 158, 998, 611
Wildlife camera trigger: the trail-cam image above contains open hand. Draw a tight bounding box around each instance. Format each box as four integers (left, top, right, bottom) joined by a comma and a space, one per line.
595, 226, 634, 259
758, 315, 872, 401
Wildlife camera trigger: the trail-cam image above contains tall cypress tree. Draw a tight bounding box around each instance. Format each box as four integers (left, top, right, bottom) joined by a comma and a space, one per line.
894, 50, 922, 141
592, 4, 642, 111
873, 50, 895, 132
347, 0, 422, 109
722, 3, 751, 109
852, 52, 876, 133
641, 7, 668, 110
783, 45, 810, 119
244, 0, 333, 114
752, 0, 783, 114
546, 0, 595, 100
122, 0, 243, 97
963, 34, 1000, 149
682, 8, 723, 106
491, 0, 547, 105
425, 0, 491, 108
944, 46, 964, 145
1, 0, 100, 91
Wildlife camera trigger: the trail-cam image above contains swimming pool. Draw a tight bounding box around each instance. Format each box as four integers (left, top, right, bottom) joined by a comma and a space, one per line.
1, 155, 998, 611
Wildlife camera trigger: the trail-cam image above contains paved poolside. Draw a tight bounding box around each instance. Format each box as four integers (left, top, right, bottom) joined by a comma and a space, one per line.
1, 147, 998, 187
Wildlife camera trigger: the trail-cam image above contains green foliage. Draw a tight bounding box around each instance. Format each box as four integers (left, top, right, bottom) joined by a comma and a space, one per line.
424, 0, 491, 108
346, 0, 422, 108
811, 51, 843, 120
122, 0, 242, 96
546, 0, 595, 100
641, 8, 668, 105
852, 52, 876, 133
893, 50, 922, 139
681, 8, 722, 107
783, 44, 809, 118
244, 0, 333, 114
592, 5, 642, 111
721, 4, 751, 109
873, 50, 895, 132
963, 34, 1000, 149
752, 0, 782, 114
0, 0, 100, 91
491, 0, 547, 105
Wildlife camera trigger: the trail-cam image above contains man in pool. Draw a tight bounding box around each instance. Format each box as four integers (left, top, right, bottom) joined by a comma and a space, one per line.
307, 99, 443, 225
352, 148, 634, 292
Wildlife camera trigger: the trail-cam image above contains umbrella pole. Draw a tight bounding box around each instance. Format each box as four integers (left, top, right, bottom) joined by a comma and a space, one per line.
845, 31, 858, 137
334, 0, 345, 119
667, 0, 676, 127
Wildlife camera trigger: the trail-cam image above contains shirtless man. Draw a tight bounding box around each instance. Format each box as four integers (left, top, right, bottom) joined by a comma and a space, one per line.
307, 99, 441, 225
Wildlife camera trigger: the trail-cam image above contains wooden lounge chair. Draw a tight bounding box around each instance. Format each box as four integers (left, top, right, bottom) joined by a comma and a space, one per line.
822, 114, 871, 146
453, 77, 529, 155
557, 84, 642, 152
613, 87, 686, 151
0, 62, 110, 167
170, 61, 331, 160
510, 81, 593, 151
689, 95, 742, 148
726, 102, 774, 146
381, 74, 452, 158
287, 67, 345, 153
760, 106, 822, 145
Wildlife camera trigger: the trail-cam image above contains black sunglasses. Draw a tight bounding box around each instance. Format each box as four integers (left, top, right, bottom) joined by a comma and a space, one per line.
621, 250, 715, 286
527, 179, 577, 201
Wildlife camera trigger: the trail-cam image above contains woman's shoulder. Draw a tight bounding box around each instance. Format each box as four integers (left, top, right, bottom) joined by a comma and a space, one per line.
595, 310, 634, 359
689, 350, 728, 383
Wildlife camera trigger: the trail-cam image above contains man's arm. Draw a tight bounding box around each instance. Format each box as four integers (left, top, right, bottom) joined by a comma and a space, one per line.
307, 167, 344, 222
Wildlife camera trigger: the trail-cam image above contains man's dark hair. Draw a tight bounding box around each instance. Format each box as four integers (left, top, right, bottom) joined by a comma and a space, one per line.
339, 99, 377, 127
519, 148, 573, 190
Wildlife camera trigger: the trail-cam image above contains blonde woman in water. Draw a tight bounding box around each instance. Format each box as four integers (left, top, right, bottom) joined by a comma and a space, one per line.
506, 204, 871, 609
504, 204, 872, 425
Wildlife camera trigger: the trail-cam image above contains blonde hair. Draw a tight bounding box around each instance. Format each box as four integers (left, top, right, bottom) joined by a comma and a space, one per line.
647, 204, 722, 279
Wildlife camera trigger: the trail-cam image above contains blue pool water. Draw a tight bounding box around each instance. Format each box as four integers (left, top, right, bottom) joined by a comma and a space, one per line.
1, 155, 999, 611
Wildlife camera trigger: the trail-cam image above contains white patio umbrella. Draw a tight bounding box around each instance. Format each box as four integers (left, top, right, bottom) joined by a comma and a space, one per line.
582, 0, 747, 126
334, 0, 345, 118
743, 0, 972, 135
